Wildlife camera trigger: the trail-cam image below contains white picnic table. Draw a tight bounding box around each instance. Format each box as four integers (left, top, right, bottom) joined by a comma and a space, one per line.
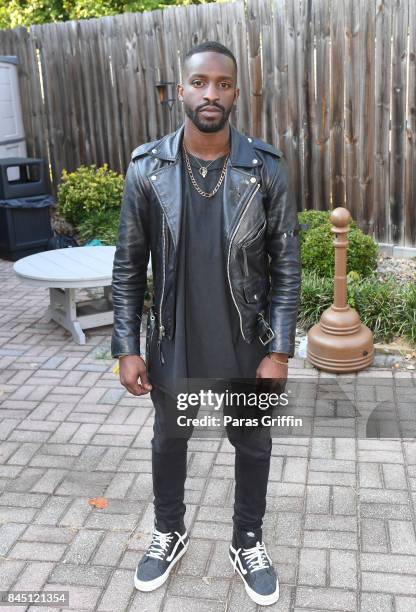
13, 246, 116, 344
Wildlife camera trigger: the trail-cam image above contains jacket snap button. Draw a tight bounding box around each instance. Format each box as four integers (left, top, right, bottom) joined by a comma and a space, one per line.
247, 137, 252, 142
151, 175, 157, 181
152, 148, 158, 154
250, 177, 256, 183
252, 159, 258, 164
254, 294, 258, 300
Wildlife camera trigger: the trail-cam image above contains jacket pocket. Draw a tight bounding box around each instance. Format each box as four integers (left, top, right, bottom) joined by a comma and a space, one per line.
239, 220, 267, 276
243, 279, 268, 304
240, 219, 267, 249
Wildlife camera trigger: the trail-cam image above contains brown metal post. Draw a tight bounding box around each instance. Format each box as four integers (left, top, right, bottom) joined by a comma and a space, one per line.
333, 209, 349, 308
307, 207, 374, 373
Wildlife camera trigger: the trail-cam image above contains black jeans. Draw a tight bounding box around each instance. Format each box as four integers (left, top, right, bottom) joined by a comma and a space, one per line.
150, 386, 272, 534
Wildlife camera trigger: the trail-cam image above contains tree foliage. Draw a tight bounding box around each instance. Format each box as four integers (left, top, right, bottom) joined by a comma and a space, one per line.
0, 0, 213, 29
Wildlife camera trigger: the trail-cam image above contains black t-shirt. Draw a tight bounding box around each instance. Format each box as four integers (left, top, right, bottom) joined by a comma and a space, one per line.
149, 149, 267, 394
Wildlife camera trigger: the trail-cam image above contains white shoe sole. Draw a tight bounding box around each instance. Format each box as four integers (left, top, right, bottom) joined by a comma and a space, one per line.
134, 539, 189, 592
228, 552, 280, 606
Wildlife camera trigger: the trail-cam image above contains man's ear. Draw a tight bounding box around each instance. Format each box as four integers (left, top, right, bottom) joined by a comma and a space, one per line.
177, 84, 183, 101
234, 88, 240, 105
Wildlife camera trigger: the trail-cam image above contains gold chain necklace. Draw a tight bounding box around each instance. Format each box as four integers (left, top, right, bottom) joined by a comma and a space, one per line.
183, 144, 229, 198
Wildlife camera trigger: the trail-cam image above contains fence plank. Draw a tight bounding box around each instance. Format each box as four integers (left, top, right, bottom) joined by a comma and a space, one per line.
246, 0, 263, 137
34, 24, 61, 189
310, 0, 331, 211
390, 0, 409, 244
330, 0, 345, 208
272, 0, 289, 155
405, 0, 416, 246
61, 22, 82, 171
286, 0, 309, 212
374, 0, 392, 244
160, 7, 180, 134
225, 1, 251, 135
358, 0, 376, 234
344, 0, 361, 226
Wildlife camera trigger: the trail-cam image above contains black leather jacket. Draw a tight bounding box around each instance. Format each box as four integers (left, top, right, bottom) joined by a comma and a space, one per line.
111, 122, 301, 360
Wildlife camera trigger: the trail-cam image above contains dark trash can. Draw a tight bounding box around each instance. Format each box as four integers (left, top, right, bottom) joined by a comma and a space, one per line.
0, 194, 54, 261
0, 157, 47, 199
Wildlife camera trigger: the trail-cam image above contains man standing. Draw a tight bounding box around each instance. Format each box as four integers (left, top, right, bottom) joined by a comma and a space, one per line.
111, 41, 301, 605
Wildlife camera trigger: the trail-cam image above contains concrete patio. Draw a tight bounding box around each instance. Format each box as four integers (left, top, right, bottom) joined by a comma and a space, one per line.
0, 257, 415, 612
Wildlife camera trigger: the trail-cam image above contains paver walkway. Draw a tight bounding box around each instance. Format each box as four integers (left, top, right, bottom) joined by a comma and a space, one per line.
0, 258, 415, 612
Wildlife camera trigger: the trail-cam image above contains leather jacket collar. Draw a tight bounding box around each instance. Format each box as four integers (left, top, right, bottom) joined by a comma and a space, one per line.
135, 122, 267, 170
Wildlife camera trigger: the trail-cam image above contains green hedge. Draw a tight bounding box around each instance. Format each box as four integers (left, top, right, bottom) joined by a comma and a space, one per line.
58, 164, 123, 245
298, 210, 378, 278
299, 270, 416, 345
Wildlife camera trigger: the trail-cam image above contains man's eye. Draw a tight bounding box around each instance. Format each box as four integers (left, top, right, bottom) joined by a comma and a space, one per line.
192, 80, 203, 86
220, 83, 231, 88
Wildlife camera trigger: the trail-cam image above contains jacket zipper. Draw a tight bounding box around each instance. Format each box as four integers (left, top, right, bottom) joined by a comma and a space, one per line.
227, 182, 261, 340
158, 215, 166, 364
146, 308, 156, 364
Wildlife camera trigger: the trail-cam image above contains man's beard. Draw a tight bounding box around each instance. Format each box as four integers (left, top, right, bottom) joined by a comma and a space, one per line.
183, 102, 232, 133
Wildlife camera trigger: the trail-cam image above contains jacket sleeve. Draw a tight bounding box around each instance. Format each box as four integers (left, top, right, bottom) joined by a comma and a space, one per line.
111, 160, 150, 358
265, 156, 301, 357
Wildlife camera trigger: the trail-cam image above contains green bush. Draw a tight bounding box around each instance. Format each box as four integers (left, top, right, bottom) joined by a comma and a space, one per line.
300, 224, 334, 277
298, 271, 334, 330
77, 209, 121, 246
298, 210, 357, 244
347, 277, 400, 343
396, 283, 416, 344
298, 210, 378, 278
347, 229, 379, 278
299, 271, 415, 345
58, 164, 124, 234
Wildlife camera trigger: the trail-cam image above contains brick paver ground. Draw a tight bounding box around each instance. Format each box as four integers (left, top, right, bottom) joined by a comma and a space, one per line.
0, 258, 415, 612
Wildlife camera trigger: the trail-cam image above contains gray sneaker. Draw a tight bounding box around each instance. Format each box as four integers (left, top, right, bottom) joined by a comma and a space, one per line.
134, 527, 189, 592
229, 529, 279, 605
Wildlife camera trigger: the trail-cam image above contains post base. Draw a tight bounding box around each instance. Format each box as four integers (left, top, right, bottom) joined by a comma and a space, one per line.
307, 305, 374, 373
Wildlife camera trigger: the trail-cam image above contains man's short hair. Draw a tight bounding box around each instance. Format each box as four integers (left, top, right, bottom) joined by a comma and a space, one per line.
183, 41, 237, 79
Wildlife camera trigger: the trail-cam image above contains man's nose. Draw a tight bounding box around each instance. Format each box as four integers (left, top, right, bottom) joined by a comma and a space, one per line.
203, 83, 220, 104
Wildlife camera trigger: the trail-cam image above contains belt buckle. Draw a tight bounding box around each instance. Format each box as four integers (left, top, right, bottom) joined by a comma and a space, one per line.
257, 313, 275, 346
259, 327, 275, 346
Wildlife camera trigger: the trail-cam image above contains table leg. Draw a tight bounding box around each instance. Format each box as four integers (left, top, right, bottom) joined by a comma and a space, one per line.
48, 287, 86, 345
69, 320, 86, 345
104, 285, 112, 304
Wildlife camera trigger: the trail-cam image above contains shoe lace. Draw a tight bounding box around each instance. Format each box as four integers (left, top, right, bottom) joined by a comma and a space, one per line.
146, 529, 174, 561
237, 541, 272, 574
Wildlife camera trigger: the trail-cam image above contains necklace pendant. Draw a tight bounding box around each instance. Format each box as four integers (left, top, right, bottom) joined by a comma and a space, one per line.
199, 167, 208, 178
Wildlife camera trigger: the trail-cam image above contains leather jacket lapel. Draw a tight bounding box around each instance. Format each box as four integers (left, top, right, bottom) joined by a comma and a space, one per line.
145, 124, 185, 250
147, 161, 183, 250
222, 165, 259, 240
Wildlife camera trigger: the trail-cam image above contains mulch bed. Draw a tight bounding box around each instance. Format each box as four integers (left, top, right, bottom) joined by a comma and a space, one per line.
376, 254, 416, 284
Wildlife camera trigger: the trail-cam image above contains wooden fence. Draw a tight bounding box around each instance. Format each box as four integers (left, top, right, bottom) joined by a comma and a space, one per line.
0, 0, 415, 246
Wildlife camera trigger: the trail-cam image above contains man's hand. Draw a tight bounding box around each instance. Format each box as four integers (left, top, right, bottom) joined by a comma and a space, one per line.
256, 353, 288, 380
119, 355, 152, 396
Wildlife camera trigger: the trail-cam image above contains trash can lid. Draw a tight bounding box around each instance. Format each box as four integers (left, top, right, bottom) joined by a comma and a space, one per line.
0, 157, 44, 166
0, 194, 55, 208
